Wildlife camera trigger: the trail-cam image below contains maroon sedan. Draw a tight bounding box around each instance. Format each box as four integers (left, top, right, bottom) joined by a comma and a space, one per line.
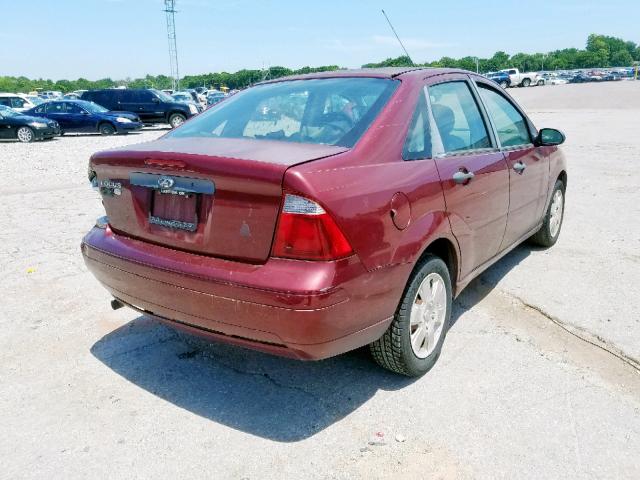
82, 68, 567, 376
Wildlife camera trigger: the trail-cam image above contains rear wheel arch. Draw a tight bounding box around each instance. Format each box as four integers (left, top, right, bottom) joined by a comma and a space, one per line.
415, 237, 460, 296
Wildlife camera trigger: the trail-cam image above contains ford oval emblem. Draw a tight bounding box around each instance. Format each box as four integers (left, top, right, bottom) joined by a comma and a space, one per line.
158, 176, 175, 189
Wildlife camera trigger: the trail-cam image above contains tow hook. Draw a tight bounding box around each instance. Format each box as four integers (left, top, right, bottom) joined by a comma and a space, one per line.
110, 299, 124, 310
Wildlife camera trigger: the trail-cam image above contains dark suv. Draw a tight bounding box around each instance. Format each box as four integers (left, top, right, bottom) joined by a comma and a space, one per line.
81, 89, 196, 128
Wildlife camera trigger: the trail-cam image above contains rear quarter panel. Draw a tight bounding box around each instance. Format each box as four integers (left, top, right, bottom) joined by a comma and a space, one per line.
284, 74, 454, 273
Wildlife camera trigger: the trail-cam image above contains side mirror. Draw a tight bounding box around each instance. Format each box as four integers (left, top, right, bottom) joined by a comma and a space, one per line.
535, 128, 566, 146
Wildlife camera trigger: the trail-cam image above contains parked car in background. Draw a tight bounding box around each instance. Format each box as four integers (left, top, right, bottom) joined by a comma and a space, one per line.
486, 71, 511, 88
82, 68, 567, 376
603, 72, 622, 81
0, 104, 60, 142
39, 91, 62, 99
500, 68, 541, 87
540, 73, 569, 85
206, 90, 227, 106
23, 94, 44, 106
0, 93, 38, 112
172, 92, 204, 113
24, 100, 142, 135
570, 73, 594, 83
81, 88, 197, 128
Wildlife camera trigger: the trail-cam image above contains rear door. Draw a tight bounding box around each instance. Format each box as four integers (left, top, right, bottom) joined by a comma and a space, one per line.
426, 75, 510, 279
474, 80, 549, 250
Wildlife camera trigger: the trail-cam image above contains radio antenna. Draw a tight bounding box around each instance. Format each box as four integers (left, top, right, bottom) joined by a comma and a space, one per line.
381, 9, 414, 66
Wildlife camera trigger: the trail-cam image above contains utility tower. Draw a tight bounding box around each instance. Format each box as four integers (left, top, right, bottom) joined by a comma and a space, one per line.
164, 0, 180, 90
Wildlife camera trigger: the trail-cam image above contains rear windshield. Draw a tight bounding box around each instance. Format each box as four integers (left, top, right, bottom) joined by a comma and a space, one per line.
168, 77, 399, 148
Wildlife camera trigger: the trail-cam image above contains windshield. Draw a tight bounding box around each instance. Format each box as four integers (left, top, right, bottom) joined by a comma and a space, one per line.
168, 77, 398, 147
80, 101, 108, 113
153, 89, 175, 103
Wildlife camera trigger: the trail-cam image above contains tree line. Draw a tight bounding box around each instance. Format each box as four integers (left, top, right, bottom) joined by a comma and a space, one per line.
1, 34, 637, 94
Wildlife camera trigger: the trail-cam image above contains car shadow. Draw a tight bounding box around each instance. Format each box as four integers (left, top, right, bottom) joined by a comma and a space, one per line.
59, 132, 144, 138
91, 317, 416, 442
90, 243, 540, 442
450, 244, 538, 327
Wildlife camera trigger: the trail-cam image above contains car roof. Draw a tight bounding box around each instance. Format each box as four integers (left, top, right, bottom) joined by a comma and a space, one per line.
0, 92, 21, 97
259, 67, 470, 84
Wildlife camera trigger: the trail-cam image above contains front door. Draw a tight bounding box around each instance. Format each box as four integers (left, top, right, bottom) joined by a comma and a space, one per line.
63, 102, 92, 133
426, 77, 510, 280
44, 102, 69, 130
474, 81, 549, 249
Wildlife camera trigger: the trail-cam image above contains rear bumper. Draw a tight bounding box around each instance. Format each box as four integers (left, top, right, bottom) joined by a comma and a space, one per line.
81, 226, 406, 359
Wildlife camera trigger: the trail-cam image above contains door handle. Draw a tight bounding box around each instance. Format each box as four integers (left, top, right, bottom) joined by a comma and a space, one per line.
513, 161, 526, 173
453, 170, 475, 184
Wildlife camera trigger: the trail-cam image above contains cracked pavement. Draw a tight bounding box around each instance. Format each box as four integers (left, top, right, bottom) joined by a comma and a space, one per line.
1, 84, 639, 479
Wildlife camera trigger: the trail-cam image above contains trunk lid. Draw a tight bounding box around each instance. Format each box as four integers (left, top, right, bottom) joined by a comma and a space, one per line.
90, 137, 347, 262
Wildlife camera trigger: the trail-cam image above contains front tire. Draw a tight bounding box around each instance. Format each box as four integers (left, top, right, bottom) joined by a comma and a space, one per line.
16, 126, 34, 143
500, 80, 509, 88
370, 255, 452, 377
169, 113, 186, 128
530, 179, 565, 247
99, 123, 116, 135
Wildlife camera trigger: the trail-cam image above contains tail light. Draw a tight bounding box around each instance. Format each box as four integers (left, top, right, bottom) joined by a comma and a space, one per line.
272, 194, 353, 261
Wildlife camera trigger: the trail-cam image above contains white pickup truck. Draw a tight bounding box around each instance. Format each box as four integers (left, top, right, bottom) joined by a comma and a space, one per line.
500, 68, 542, 87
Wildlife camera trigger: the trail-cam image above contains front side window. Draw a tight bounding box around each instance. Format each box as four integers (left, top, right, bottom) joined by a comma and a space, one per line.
46, 102, 65, 113
65, 102, 84, 114
428, 81, 491, 154
477, 85, 531, 147
169, 78, 399, 148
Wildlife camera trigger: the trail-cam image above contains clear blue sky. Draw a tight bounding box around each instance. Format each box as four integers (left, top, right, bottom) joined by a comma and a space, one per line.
2, 0, 638, 80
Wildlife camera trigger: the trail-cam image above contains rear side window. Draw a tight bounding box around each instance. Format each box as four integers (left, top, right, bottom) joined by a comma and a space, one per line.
403, 91, 431, 160
477, 85, 531, 147
168, 78, 399, 148
428, 81, 491, 154
85, 91, 111, 108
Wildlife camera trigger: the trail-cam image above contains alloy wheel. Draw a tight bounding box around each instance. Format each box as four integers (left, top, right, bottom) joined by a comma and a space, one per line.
549, 189, 564, 238
410, 273, 447, 358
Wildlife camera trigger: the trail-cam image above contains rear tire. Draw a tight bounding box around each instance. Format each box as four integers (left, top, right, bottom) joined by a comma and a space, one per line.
169, 113, 186, 128
370, 255, 452, 377
529, 179, 565, 247
99, 123, 116, 135
522, 78, 531, 87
